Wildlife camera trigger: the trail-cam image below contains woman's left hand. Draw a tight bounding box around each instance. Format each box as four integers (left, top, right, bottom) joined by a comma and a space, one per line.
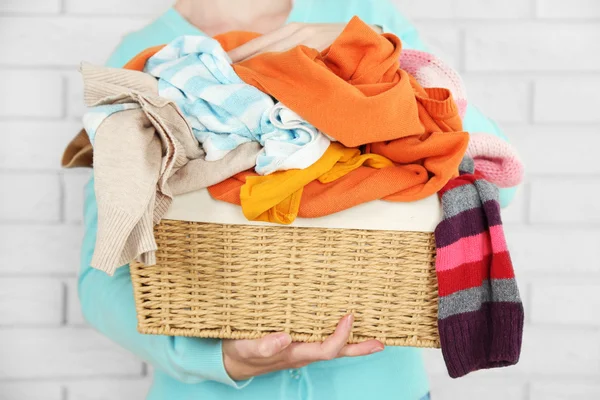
228, 22, 383, 63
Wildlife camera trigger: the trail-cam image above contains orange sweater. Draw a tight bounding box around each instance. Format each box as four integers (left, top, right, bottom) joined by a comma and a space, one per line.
123, 17, 469, 218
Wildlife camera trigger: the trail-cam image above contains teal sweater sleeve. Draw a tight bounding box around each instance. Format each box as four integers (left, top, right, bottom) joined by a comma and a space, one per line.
79, 14, 251, 386
79, 177, 251, 387
374, 0, 517, 207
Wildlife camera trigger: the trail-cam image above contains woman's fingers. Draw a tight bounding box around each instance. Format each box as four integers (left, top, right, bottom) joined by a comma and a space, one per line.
286, 314, 354, 362
318, 314, 355, 359
337, 339, 384, 357
223, 316, 384, 380
233, 332, 293, 359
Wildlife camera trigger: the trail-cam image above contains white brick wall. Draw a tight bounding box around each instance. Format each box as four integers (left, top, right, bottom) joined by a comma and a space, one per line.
1, 0, 598, 399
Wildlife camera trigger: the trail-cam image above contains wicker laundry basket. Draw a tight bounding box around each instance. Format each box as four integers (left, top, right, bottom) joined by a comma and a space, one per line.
130, 215, 441, 348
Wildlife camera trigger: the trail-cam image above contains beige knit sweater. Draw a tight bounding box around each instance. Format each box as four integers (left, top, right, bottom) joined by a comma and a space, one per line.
80, 63, 261, 275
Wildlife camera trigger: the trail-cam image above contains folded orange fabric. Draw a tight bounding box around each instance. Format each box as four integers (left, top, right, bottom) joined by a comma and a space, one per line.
123, 17, 469, 218
242, 143, 393, 224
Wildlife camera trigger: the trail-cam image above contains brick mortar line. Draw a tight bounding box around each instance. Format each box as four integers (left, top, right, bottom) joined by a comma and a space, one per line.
413, 19, 600, 25
0, 116, 69, 122
524, 381, 531, 400
531, 0, 539, 19
0, 14, 149, 20
0, 220, 82, 226
0, 274, 78, 278
521, 276, 600, 284
524, 281, 533, 324
458, 27, 466, 73
0, 323, 73, 329
58, 172, 66, 223
61, 280, 68, 326
527, 80, 535, 124
428, 372, 600, 380
522, 182, 532, 225
61, 74, 68, 119
0, 373, 147, 382
0, 12, 61, 17
525, 323, 600, 332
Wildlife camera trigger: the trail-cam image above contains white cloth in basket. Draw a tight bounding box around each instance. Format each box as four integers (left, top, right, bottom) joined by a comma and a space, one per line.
165, 190, 441, 232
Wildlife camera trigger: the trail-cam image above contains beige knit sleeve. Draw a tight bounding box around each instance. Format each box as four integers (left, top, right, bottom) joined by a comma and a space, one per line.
91, 109, 162, 275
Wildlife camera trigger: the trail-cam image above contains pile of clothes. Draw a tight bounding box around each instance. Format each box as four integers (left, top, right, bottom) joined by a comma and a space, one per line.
62, 16, 524, 378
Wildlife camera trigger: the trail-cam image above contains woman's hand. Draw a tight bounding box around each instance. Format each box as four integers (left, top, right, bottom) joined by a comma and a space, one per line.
223, 314, 384, 380
228, 23, 383, 63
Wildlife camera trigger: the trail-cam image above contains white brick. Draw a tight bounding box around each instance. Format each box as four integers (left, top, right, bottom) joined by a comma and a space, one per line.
465, 24, 600, 71
508, 126, 600, 174
66, 379, 152, 400
0, 121, 82, 170
65, 0, 171, 15
430, 377, 526, 400
66, 70, 86, 119
534, 77, 600, 123
0, 0, 61, 13
507, 228, 600, 274
66, 278, 86, 325
517, 326, 600, 375
0, 328, 142, 378
0, 382, 62, 400
530, 179, 600, 224
531, 282, 600, 326
0, 279, 63, 325
501, 185, 527, 225
530, 381, 600, 400
415, 25, 461, 69
0, 71, 63, 118
0, 173, 60, 222
422, 348, 448, 375
537, 0, 600, 18
63, 170, 92, 224
399, 0, 531, 19
0, 17, 147, 66
0, 225, 82, 275
463, 76, 530, 123
519, 280, 532, 323
451, 0, 532, 18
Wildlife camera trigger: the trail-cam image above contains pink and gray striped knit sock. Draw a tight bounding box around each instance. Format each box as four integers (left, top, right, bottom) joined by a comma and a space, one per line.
434, 157, 524, 378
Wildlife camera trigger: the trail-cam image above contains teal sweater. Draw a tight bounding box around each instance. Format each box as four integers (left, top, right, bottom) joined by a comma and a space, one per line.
80, 2, 517, 399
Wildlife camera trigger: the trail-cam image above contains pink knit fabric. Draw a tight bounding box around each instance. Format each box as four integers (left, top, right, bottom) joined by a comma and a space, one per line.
466, 133, 524, 188
400, 49, 468, 119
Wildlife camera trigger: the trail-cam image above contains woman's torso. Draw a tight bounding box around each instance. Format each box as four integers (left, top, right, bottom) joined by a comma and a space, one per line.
105, 1, 431, 399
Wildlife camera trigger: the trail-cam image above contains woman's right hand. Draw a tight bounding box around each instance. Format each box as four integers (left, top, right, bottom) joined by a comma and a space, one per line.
222, 314, 384, 380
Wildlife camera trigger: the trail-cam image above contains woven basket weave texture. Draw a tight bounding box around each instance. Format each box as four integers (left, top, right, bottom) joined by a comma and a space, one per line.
131, 220, 440, 348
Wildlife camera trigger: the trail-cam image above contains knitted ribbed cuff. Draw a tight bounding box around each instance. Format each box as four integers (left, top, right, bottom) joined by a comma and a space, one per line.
438, 306, 490, 378
418, 88, 459, 119
438, 302, 524, 378
488, 302, 524, 367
